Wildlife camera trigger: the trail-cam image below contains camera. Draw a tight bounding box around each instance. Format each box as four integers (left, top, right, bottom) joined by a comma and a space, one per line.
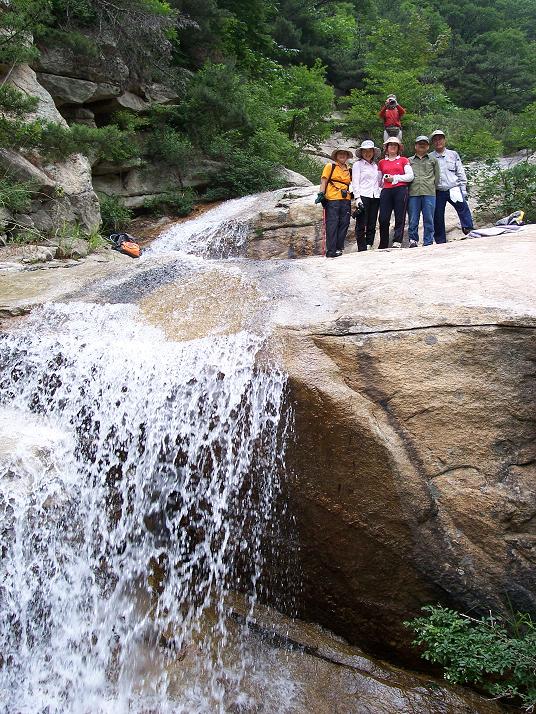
387, 99, 397, 108
352, 202, 365, 219
341, 189, 348, 198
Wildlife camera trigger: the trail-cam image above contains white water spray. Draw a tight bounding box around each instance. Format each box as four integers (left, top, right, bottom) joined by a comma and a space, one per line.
0, 302, 288, 713
149, 191, 283, 257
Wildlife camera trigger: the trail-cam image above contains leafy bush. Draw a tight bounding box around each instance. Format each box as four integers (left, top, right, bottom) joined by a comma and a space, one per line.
0, 178, 34, 213
143, 188, 195, 216
205, 149, 285, 200
406, 604, 536, 710
99, 195, 133, 234
145, 129, 194, 186
285, 152, 324, 184
473, 162, 536, 224
39, 122, 141, 163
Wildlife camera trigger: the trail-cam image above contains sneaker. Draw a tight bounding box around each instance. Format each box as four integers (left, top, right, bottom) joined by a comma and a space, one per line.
409, 240, 418, 248
462, 227, 473, 235
391, 241, 402, 249
334, 250, 343, 257
326, 251, 335, 258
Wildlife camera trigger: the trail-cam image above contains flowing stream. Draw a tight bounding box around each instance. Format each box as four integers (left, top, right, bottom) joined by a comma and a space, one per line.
0, 204, 292, 713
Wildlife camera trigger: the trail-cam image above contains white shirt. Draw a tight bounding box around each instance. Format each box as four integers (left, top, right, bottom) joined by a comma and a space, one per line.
350, 158, 381, 198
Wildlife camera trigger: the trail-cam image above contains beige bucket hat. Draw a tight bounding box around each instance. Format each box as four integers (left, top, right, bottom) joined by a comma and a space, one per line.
330, 147, 354, 161
382, 136, 404, 154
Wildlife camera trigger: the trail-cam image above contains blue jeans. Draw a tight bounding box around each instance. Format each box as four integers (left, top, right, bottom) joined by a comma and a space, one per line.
434, 190, 474, 243
408, 195, 436, 245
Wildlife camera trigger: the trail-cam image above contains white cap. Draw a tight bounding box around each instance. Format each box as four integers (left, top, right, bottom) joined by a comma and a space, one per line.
415, 135, 430, 143
430, 129, 446, 139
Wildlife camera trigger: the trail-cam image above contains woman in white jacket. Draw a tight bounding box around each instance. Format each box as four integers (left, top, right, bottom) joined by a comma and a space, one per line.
350, 140, 382, 251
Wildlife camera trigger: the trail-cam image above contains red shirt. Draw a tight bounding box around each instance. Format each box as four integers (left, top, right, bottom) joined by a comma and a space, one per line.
378, 156, 410, 189
379, 105, 406, 127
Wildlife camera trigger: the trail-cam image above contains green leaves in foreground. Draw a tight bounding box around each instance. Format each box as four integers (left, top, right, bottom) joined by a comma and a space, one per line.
406, 604, 536, 710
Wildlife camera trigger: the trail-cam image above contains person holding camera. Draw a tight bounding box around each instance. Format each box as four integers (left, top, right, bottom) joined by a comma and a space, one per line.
350, 140, 381, 251
315, 147, 353, 258
378, 137, 414, 249
379, 95, 406, 143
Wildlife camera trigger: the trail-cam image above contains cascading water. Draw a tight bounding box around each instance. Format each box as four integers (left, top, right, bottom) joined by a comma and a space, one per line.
149, 191, 283, 258
0, 301, 289, 713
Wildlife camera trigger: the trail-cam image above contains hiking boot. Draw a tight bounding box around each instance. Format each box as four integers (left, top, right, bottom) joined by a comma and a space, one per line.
326, 251, 336, 258
391, 241, 402, 249
409, 240, 418, 248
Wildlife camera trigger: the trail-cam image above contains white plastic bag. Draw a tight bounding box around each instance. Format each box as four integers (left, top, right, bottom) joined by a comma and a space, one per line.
449, 186, 464, 203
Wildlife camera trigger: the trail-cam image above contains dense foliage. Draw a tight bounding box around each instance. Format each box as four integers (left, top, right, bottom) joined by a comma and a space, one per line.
406, 605, 536, 711
0, 0, 534, 233
472, 161, 536, 224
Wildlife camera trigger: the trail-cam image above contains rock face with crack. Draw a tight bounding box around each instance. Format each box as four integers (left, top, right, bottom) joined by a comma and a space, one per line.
268, 231, 536, 661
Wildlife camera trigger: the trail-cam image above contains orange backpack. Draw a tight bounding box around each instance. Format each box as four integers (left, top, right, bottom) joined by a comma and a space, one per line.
107, 233, 142, 258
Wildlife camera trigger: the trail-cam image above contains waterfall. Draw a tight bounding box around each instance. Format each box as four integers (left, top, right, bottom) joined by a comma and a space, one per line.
148, 191, 283, 257
0, 301, 289, 713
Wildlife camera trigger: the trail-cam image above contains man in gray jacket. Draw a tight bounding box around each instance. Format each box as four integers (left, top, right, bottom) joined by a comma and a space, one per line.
430, 130, 474, 243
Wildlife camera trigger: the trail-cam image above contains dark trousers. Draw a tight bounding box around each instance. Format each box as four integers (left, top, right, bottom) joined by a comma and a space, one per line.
324, 199, 351, 254
355, 195, 380, 251
434, 190, 474, 243
379, 186, 408, 249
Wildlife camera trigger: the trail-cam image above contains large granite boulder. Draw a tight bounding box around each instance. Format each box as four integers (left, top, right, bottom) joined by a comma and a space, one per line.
0, 64, 101, 235
93, 160, 222, 208
34, 44, 130, 87
247, 188, 325, 258
266, 231, 536, 661
36, 72, 121, 106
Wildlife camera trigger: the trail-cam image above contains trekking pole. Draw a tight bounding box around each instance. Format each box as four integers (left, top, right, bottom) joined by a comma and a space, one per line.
322, 207, 326, 256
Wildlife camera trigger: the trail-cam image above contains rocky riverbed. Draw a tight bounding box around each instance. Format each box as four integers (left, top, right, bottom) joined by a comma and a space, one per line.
1, 204, 534, 712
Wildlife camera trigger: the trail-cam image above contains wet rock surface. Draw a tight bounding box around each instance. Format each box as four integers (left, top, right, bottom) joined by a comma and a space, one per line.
0, 212, 534, 710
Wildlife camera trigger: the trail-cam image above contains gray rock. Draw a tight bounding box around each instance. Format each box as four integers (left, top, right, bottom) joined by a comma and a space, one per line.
55, 237, 89, 260
63, 107, 97, 127
92, 91, 149, 114
36, 73, 121, 106
0, 149, 56, 193
277, 166, 314, 187
37, 72, 97, 107
92, 157, 144, 176
34, 45, 130, 86
0, 65, 101, 234
31, 208, 55, 232
141, 81, 182, 105
21, 247, 55, 263
0, 207, 12, 231
12, 213, 35, 229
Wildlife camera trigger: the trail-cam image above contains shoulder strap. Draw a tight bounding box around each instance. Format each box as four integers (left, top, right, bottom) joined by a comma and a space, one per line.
328, 162, 336, 182
327, 162, 351, 188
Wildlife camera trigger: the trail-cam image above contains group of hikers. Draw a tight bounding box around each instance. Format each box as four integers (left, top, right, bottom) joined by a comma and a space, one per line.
315, 94, 474, 257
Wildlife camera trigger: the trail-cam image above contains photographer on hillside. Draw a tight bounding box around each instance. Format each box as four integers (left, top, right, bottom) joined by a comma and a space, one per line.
379, 95, 406, 143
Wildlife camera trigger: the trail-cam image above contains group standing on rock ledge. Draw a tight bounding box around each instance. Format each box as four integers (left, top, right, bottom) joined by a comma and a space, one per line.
315, 95, 474, 258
